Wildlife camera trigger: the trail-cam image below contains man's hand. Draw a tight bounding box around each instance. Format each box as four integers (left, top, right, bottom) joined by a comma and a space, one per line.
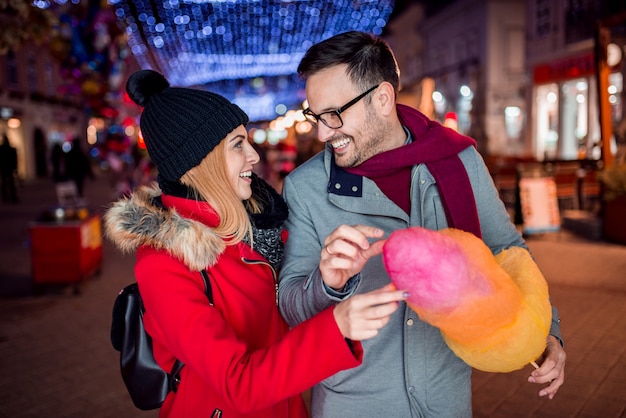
320, 225, 385, 290
528, 335, 566, 399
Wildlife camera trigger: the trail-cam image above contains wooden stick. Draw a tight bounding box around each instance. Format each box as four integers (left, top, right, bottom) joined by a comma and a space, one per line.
530, 361, 539, 369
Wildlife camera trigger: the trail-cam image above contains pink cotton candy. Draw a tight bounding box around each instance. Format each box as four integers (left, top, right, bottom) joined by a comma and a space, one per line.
382, 226, 552, 373
383, 226, 488, 313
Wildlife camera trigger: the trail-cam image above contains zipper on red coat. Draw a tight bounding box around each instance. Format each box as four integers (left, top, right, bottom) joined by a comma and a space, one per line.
241, 258, 279, 306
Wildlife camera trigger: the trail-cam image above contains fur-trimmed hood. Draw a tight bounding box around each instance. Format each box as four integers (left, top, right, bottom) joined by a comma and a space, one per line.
104, 185, 226, 271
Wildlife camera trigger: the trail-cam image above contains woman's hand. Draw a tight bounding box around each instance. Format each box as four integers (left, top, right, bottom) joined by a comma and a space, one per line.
333, 284, 407, 341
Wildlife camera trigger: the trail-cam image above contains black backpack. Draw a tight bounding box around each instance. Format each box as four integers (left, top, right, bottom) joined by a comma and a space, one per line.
111, 270, 213, 410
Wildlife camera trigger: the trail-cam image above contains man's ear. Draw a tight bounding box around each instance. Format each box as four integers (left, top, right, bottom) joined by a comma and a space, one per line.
375, 82, 396, 117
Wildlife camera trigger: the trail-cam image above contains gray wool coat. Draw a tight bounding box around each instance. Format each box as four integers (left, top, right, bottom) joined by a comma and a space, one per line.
278, 143, 562, 418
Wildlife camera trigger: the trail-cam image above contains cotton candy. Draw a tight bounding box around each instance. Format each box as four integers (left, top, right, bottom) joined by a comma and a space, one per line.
382, 226, 551, 373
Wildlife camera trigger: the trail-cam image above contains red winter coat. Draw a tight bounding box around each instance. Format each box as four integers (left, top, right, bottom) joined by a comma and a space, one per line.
105, 185, 362, 417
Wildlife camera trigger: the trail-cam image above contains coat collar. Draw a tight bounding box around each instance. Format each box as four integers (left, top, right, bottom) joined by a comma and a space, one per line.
104, 185, 226, 271
328, 156, 363, 197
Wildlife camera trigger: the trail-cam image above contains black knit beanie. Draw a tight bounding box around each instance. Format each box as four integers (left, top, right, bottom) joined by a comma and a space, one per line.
125, 70, 249, 182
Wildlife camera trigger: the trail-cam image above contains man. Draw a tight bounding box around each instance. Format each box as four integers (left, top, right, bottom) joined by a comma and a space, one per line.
278, 31, 566, 417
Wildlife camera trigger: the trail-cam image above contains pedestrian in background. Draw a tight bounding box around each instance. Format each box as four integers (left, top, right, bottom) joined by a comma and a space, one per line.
104, 69, 407, 418
64, 136, 93, 197
0, 134, 18, 203
278, 31, 566, 417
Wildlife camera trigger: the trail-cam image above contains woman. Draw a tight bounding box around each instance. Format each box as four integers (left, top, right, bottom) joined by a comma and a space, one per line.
104, 70, 406, 418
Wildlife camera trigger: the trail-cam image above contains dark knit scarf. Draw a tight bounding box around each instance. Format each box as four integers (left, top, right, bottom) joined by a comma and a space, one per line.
242, 173, 288, 271
345, 104, 482, 238
158, 173, 288, 270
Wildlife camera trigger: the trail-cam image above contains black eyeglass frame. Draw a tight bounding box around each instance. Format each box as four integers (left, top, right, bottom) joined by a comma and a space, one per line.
303, 84, 380, 129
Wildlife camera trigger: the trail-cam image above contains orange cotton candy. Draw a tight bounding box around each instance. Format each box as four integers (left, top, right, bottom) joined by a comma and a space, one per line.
382, 226, 552, 373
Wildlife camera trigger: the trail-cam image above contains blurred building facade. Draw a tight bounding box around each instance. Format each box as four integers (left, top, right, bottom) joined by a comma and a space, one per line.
0, 43, 87, 181
0, 1, 138, 183
525, 0, 625, 162
386, 0, 527, 157
5, 0, 625, 184
386, 0, 625, 163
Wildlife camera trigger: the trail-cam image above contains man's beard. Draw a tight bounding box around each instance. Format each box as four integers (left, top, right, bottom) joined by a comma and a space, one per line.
339, 109, 388, 168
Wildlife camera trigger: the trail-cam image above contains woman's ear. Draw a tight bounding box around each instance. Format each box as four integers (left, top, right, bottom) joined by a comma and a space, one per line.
375, 82, 396, 117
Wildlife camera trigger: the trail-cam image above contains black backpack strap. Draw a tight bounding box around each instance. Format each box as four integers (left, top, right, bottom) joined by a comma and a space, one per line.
169, 359, 185, 393
200, 269, 214, 306
169, 269, 213, 393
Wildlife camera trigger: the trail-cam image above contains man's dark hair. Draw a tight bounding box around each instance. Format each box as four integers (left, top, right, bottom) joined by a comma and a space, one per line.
297, 31, 400, 94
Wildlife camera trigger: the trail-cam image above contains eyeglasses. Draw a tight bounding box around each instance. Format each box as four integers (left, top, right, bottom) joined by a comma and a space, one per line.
302, 84, 380, 129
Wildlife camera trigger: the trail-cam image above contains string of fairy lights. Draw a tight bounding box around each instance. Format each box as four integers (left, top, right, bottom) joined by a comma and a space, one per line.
107, 0, 395, 121
110, 0, 393, 84
32, 0, 395, 121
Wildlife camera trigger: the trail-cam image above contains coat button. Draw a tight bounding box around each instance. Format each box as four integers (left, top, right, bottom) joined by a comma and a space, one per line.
420, 179, 425, 185
352, 186, 358, 192
407, 318, 414, 326
334, 183, 341, 189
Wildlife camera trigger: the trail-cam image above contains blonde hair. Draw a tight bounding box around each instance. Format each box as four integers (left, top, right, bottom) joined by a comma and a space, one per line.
180, 140, 260, 245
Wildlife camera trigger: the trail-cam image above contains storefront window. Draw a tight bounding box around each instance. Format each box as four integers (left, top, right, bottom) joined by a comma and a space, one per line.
504, 106, 523, 142
534, 76, 605, 161
535, 83, 559, 159
560, 78, 588, 159
609, 72, 623, 124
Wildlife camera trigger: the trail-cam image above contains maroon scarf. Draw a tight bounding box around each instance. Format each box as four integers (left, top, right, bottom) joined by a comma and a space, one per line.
345, 104, 482, 238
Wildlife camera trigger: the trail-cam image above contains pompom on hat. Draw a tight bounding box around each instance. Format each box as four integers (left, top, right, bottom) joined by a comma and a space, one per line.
126, 70, 249, 182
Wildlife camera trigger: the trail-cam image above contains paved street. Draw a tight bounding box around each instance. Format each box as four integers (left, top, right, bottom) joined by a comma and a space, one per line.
1, 173, 625, 418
